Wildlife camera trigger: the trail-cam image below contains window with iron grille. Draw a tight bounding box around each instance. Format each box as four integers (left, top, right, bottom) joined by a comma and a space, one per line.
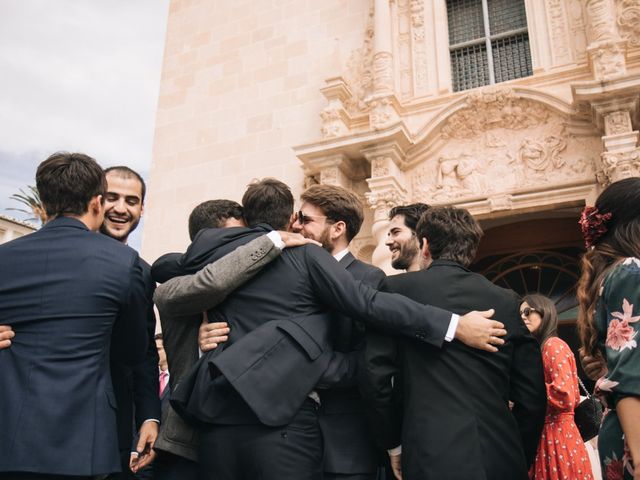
447, 0, 532, 92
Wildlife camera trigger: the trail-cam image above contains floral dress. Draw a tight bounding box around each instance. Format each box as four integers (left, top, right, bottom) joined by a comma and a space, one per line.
531, 336, 594, 479
594, 258, 640, 480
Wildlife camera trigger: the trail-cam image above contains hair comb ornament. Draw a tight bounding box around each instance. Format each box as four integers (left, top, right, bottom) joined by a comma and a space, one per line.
579, 206, 612, 248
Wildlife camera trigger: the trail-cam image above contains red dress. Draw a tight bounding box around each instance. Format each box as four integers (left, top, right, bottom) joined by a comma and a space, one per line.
531, 337, 594, 480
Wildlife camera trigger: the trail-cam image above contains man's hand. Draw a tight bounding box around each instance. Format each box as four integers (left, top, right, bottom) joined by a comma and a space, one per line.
199, 318, 230, 352
579, 348, 608, 380
0, 325, 14, 349
389, 452, 402, 480
129, 421, 158, 473
277, 231, 322, 248
455, 309, 506, 352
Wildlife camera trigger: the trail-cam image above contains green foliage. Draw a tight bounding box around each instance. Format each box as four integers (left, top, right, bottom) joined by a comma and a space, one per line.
8, 185, 46, 225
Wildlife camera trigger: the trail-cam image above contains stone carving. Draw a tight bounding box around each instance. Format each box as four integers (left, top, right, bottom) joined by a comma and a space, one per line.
599, 149, 640, 183
618, 0, 640, 47
605, 110, 632, 135
434, 154, 488, 199
568, 0, 588, 61
519, 136, 567, 171
440, 87, 550, 139
546, 0, 572, 64
344, 7, 375, 114
365, 187, 407, 211
320, 166, 340, 185
489, 195, 514, 212
410, 0, 427, 95
412, 96, 599, 204
369, 97, 398, 130
320, 108, 346, 138
397, 0, 412, 98
373, 51, 394, 94
303, 173, 320, 190
589, 41, 626, 79
371, 157, 390, 177
586, 0, 618, 42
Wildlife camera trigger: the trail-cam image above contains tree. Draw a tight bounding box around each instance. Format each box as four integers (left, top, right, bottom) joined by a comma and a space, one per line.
8, 185, 46, 225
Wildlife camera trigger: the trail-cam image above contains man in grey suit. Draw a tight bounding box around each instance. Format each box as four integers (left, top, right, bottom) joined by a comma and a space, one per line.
152, 199, 317, 480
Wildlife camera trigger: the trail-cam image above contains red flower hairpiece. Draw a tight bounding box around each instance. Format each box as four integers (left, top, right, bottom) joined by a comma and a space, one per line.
579, 206, 612, 248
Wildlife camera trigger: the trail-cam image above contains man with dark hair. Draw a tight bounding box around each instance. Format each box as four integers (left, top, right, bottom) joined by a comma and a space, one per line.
151, 178, 505, 480
361, 206, 547, 480
0, 152, 148, 479
98, 166, 162, 479
188, 199, 244, 240
385, 203, 430, 272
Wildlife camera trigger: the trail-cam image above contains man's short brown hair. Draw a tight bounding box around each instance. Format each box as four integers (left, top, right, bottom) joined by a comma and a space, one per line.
300, 184, 364, 241
242, 178, 294, 231
416, 206, 483, 267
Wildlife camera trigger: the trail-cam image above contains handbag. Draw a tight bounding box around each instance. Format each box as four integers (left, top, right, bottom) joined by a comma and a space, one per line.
574, 376, 603, 442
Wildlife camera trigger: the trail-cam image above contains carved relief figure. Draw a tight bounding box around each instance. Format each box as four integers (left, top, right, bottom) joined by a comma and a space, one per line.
605, 110, 632, 135
320, 108, 345, 138
586, 0, 617, 42
435, 154, 487, 198
590, 42, 626, 79
617, 0, 640, 47
344, 8, 374, 113
519, 136, 567, 172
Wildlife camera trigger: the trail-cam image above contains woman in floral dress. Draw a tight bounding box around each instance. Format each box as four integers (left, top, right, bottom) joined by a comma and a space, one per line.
577, 177, 640, 480
522, 294, 593, 480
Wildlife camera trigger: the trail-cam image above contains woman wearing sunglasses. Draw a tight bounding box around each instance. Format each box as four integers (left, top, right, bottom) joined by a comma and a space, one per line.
521, 294, 594, 479
578, 177, 640, 480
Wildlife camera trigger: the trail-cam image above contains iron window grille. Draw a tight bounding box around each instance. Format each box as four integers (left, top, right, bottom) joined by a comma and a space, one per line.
447, 0, 533, 92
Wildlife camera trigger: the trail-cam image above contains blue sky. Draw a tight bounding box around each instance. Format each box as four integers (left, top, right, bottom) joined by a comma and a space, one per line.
0, 0, 169, 250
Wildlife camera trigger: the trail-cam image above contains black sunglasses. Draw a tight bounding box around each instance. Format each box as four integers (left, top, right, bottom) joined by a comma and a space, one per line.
296, 210, 327, 224
519, 307, 538, 317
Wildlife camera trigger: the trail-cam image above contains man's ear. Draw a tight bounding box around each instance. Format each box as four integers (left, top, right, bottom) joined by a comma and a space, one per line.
331, 220, 346, 241
90, 195, 103, 214
421, 236, 431, 260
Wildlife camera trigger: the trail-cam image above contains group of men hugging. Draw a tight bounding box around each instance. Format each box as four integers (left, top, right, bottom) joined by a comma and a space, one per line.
0, 151, 548, 480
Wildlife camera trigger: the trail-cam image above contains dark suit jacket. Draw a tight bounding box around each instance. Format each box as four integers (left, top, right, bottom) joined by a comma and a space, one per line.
0, 217, 148, 476
318, 252, 386, 475
111, 259, 161, 468
360, 260, 547, 480
152, 225, 453, 426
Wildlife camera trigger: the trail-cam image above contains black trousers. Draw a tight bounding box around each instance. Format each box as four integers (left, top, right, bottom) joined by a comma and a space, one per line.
199, 400, 323, 480
154, 451, 198, 480
324, 474, 378, 480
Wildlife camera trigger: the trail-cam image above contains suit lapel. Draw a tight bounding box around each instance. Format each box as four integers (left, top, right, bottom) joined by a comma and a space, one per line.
338, 251, 356, 270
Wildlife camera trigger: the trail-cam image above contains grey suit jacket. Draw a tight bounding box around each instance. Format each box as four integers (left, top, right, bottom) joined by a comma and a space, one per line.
153, 234, 281, 461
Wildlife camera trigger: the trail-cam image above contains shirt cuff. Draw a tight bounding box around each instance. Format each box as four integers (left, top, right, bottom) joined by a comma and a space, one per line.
445, 313, 459, 342
388, 445, 402, 456
142, 418, 160, 424
266, 231, 285, 250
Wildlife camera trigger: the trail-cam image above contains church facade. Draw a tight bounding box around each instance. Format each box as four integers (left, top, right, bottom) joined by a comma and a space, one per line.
143, 0, 640, 324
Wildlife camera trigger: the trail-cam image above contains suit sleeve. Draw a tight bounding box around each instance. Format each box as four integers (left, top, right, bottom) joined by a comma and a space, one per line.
151, 252, 184, 284
305, 245, 451, 348
154, 235, 281, 317
508, 303, 547, 468
132, 270, 161, 426
112, 254, 149, 366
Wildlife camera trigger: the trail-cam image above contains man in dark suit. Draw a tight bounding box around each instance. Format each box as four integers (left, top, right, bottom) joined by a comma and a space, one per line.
101, 166, 161, 478
385, 203, 430, 273
0, 152, 148, 479
360, 206, 547, 480
151, 178, 506, 480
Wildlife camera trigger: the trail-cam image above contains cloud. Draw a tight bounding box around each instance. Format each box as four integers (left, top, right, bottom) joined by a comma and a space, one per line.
0, 0, 169, 251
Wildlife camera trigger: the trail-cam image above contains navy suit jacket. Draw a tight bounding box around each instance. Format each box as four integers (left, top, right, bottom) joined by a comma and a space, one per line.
153, 225, 452, 426
0, 217, 148, 476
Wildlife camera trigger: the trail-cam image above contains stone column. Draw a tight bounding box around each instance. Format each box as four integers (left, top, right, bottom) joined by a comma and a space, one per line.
584, 0, 627, 80
599, 107, 640, 183
319, 77, 352, 139
362, 142, 407, 273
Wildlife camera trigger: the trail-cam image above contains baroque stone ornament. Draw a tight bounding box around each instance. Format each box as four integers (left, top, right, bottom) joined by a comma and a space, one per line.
617, 0, 640, 47
588, 41, 627, 79
546, 0, 572, 64
412, 94, 599, 204
344, 7, 375, 114
586, 0, 618, 42
604, 110, 632, 135
369, 97, 399, 130
365, 187, 406, 211
320, 108, 346, 138
371, 157, 390, 177
598, 149, 640, 184
440, 87, 550, 139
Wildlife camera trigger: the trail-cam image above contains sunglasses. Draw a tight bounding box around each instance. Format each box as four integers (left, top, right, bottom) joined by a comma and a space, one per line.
519, 307, 538, 317
296, 210, 327, 224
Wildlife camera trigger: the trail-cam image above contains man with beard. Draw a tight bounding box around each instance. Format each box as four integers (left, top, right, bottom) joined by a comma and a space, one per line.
98, 166, 161, 478
152, 178, 505, 480
0, 152, 148, 479
385, 204, 429, 272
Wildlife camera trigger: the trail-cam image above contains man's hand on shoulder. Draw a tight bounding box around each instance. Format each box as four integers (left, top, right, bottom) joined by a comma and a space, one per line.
455, 309, 506, 352
0, 325, 14, 349
199, 318, 230, 352
276, 231, 322, 248
579, 347, 608, 380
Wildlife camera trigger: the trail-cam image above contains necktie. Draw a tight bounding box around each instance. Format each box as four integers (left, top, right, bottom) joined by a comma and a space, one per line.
159, 370, 169, 397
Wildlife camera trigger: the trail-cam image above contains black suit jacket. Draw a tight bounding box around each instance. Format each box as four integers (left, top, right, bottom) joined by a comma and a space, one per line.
152, 225, 453, 426
0, 217, 148, 476
360, 260, 546, 480
318, 252, 386, 475
111, 260, 161, 467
